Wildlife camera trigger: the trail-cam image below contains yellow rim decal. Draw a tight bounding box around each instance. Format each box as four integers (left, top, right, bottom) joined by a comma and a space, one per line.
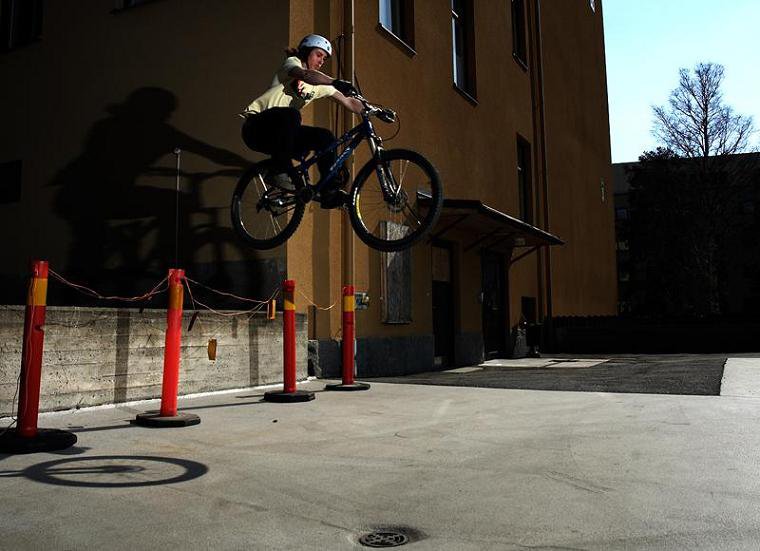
343, 295, 355, 312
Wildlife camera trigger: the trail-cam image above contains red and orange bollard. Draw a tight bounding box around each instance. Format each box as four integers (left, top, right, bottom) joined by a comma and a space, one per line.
325, 285, 370, 392
0, 260, 77, 454
135, 268, 200, 427
264, 280, 315, 403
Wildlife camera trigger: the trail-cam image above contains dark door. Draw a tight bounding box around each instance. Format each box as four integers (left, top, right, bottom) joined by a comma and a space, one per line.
432, 244, 454, 368
481, 251, 507, 358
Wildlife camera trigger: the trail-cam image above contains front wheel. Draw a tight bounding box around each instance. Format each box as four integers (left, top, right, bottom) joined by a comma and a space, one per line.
231, 161, 305, 250
348, 149, 443, 252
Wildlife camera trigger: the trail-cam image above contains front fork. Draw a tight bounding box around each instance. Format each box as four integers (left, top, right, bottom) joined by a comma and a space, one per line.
367, 136, 399, 203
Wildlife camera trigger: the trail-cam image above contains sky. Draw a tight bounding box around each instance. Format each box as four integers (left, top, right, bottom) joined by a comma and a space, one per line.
603, 0, 760, 163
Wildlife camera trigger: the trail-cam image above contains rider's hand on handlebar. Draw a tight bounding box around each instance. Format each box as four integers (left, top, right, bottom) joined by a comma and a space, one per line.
332, 79, 358, 97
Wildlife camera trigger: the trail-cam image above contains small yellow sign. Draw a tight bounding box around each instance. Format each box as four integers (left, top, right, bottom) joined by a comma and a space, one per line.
207, 339, 217, 361
28, 278, 48, 306
168, 285, 183, 310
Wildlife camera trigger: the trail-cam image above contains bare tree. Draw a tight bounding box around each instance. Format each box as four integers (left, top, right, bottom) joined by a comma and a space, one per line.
633, 63, 758, 317
653, 63, 754, 162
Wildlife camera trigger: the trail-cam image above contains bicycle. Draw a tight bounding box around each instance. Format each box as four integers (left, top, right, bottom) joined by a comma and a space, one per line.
230, 91, 444, 252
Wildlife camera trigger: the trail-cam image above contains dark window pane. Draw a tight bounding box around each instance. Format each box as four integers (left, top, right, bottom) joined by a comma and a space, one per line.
1, 0, 44, 52
0, 160, 22, 204
517, 138, 532, 223
379, 0, 414, 47
391, 0, 404, 36
512, 0, 527, 64
451, 0, 474, 95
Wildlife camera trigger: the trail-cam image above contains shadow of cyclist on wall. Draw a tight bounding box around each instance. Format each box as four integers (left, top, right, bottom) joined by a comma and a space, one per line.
50, 87, 279, 306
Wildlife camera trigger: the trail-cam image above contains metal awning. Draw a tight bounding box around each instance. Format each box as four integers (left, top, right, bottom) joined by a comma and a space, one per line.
425, 197, 563, 254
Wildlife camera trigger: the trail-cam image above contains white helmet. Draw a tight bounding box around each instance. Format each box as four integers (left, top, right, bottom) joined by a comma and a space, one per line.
298, 34, 332, 57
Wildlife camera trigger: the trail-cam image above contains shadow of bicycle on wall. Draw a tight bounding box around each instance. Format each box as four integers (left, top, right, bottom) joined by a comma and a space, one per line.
0, 455, 208, 488
46, 86, 281, 308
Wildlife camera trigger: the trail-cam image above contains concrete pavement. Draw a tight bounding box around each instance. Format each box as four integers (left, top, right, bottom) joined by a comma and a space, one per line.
721, 358, 760, 398
1, 360, 760, 549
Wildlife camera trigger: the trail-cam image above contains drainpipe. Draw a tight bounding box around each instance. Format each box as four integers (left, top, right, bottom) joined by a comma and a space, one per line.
534, 0, 553, 322
341, 0, 355, 288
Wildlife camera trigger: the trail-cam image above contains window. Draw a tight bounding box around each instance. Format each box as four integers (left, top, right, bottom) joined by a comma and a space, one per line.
380, 221, 412, 323
511, 0, 527, 68
1, 0, 44, 52
379, 0, 414, 50
0, 159, 22, 204
114, 0, 159, 10
451, 0, 476, 99
516, 136, 532, 223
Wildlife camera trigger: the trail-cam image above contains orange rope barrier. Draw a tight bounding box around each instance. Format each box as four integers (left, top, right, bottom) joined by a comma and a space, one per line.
184, 276, 274, 304
48, 270, 168, 303
297, 289, 337, 311
183, 279, 279, 320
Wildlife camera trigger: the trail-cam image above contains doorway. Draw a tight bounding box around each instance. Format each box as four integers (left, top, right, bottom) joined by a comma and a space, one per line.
481, 250, 507, 358
432, 243, 454, 368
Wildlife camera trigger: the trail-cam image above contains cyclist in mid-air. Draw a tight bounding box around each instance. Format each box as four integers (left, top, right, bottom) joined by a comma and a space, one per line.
241, 34, 361, 208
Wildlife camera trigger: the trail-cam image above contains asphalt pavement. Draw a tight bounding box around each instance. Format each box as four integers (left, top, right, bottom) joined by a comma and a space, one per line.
368, 353, 747, 395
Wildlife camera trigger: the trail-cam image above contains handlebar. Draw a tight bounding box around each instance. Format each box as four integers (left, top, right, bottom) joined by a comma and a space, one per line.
352, 92, 397, 124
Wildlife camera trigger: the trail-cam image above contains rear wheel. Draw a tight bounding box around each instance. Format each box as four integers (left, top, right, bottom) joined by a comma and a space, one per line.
231, 161, 305, 250
348, 149, 443, 252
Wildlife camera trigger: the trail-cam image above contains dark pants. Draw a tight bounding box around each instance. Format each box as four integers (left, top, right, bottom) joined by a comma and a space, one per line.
242, 107, 336, 182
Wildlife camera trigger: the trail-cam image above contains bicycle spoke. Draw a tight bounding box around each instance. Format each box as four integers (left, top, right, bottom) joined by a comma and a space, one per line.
402, 202, 423, 227
232, 164, 306, 248
269, 210, 281, 234
351, 151, 441, 251
255, 173, 268, 191
398, 159, 409, 189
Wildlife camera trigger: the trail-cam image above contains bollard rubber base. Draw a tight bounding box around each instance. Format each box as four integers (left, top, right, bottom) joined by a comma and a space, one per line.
0, 428, 77, 455
263, 390, 315, 403
133, 412, 201, 428
325, 382, 371, 391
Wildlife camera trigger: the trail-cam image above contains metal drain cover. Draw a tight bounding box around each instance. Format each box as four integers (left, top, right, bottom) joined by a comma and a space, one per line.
359, 531, 409, 547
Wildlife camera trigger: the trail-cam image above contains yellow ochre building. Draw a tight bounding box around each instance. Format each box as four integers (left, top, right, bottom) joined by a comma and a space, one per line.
0, 0, 617, 379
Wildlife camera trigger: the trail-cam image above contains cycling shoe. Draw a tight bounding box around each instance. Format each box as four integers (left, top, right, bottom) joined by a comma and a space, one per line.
319, 188, 348, 209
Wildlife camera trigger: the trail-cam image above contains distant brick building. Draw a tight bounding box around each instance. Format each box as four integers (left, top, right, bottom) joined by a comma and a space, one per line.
613, 152, 760, 317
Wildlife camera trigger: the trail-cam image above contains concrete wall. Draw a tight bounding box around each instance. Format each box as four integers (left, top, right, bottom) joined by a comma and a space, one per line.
311, 334, 435, 378
0, 307, 307, 415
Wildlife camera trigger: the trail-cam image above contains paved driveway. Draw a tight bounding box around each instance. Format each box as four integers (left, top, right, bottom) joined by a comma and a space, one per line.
367, 353, 746, 395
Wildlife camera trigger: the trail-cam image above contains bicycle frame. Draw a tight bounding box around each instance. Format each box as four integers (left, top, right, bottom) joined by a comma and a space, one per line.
294, 113, 386, 195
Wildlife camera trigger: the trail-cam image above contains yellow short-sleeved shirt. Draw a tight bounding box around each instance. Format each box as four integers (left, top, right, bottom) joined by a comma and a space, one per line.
243, 56, 337, 115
